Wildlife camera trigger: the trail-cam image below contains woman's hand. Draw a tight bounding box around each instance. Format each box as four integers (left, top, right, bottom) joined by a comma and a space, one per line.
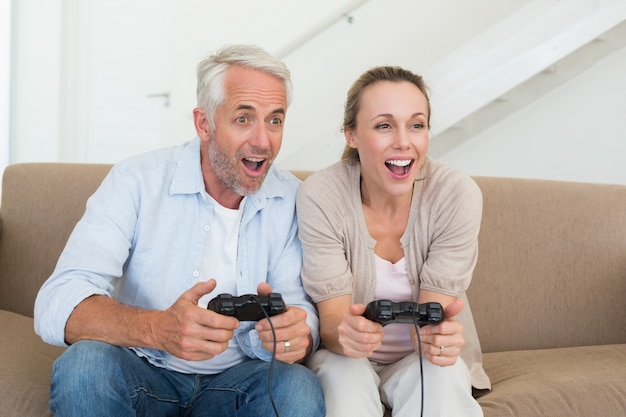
412, 298, 465, 366
337, 304, 385, 358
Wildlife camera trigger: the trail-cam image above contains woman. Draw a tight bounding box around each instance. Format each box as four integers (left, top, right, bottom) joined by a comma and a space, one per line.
296, 66, 490, 417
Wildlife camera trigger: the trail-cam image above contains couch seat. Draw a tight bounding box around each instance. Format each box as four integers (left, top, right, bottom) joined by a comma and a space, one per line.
479, 344, 626, 417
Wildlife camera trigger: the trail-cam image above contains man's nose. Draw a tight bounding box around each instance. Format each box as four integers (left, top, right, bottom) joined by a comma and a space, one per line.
249, 123, 272, 148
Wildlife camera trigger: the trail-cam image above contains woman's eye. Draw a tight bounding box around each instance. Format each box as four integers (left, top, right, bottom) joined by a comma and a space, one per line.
376, 123, 391, 130
411, 123, 424, 129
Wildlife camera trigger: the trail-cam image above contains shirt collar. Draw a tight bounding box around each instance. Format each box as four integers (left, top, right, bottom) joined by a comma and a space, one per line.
169, 136, 205, 195
169, 136, 290, 206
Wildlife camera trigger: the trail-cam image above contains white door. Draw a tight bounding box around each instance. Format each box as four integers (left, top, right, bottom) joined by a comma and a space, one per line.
68, 0, 174, 164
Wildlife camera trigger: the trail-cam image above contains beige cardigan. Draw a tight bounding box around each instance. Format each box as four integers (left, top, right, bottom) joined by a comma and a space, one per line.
296, 158, 491, 390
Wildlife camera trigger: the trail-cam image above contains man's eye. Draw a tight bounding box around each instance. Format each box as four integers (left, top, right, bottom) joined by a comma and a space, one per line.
269, 117, 283, 126
236, 116, 249, 124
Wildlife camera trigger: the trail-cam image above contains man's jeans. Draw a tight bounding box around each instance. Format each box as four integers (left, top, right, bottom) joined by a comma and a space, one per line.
50, 340, 325, 417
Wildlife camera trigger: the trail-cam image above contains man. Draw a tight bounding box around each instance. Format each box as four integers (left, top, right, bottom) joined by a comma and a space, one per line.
34, 44, 325, 417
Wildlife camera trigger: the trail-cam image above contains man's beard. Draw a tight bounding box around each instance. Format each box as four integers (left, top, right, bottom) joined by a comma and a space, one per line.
208, 134, 273, 196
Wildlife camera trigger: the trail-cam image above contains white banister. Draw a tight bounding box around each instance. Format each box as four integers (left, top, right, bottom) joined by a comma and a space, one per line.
427, 0, 626, 137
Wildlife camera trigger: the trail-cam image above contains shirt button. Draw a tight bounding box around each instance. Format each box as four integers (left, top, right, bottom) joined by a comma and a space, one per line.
204, 225, 210, 232
192, 271, 200, 278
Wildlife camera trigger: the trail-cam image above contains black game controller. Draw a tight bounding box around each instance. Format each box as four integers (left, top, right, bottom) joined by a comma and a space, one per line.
363, 300, 444, 327
207, 293, 286, 321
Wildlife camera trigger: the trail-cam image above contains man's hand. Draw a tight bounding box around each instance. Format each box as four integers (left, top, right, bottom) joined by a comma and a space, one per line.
150, 279, 240, 361
254, 282, 313, 363
64, 279, 239, 362
412, 298, 465, 366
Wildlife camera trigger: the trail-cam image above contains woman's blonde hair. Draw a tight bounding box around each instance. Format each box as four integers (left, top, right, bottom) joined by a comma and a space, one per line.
341, 66, 431, 162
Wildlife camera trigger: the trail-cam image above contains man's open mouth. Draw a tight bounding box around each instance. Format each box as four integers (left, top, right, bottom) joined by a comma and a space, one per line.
242, 157, 266, 174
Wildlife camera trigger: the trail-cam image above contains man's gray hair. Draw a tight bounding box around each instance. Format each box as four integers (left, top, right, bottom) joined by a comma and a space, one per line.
196, 44, 293, 131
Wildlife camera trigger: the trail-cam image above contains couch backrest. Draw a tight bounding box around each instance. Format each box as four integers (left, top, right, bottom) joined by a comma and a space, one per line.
469, 177, 626, 353
0, 163, 112, 317
2, 164, 624, 354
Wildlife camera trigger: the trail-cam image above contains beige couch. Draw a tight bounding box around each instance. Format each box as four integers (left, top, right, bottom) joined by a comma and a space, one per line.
1, 162, 625, 417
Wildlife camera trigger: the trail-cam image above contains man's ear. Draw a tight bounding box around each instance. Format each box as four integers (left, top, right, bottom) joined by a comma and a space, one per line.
193, 108, 212, 141
344, 129, 358, 149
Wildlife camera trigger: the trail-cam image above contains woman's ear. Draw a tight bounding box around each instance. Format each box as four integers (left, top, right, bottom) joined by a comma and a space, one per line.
344, 129, 358, 149
193, 108, 212, 142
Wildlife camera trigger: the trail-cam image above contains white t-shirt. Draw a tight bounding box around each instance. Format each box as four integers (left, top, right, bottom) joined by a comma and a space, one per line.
199, 195, 244, 307
168, 194, 245, 373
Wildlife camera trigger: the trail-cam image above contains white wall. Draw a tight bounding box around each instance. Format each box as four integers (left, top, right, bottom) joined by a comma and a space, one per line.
0, 0, 11, 174
166, 0, 368, 145
10, 0, 63, 163
7, 0, 626, 186
277, 0, 528, 170
438, 45, 626, 185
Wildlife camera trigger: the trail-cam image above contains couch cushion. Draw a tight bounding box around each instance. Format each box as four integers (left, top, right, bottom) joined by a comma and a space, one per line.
478, 344, 626, 417
0, 310, 65, 417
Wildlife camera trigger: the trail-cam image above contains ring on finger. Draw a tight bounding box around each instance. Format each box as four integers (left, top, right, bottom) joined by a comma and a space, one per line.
438, 345, 445, 356
284, 340, 291, 353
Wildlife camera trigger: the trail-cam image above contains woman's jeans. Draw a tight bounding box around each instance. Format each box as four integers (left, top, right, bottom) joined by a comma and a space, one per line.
50, 340, 325, 417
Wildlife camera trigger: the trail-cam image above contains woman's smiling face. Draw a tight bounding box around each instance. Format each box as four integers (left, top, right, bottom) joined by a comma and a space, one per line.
345, 80, 430, 199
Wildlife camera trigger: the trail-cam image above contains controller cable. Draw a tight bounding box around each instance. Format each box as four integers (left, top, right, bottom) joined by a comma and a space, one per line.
256, 297, 281, 417
410, 307, 425, 417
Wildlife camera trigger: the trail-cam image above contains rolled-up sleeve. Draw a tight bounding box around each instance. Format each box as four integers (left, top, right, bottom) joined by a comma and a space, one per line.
34, 166, 137, 346
417, 174, 483, 297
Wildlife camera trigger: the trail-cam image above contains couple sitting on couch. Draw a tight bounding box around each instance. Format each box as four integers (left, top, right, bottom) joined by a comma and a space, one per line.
34, 44, 489, 417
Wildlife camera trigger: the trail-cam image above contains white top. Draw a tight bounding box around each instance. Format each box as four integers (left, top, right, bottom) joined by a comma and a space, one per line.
370, 255, 414, 364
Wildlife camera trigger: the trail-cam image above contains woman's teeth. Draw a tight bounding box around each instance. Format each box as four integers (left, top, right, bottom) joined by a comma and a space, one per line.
386, 159, 411, 167
385, 159, 412, 174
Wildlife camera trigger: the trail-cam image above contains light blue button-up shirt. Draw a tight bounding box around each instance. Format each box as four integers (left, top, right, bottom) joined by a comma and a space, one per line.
34, 137, 319, 374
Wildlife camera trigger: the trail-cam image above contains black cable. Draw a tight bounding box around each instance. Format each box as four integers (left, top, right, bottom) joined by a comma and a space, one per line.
256, 297, 280, 417
410, 307, 425, 417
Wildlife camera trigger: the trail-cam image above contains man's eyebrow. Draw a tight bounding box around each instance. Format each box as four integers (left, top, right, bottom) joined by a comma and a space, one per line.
271, 108, 286, 115
235, 104, 285, 115
236, 104, 255, 111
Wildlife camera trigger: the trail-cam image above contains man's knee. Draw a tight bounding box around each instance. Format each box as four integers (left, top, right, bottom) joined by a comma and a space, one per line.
272, 362, 325, 416
277, 362, 322, 393
52, 341, 129, 394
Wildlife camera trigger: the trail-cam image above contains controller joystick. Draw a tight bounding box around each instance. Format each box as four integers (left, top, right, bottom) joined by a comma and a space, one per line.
363, 300, 443, 327
207, 293, 286, 321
